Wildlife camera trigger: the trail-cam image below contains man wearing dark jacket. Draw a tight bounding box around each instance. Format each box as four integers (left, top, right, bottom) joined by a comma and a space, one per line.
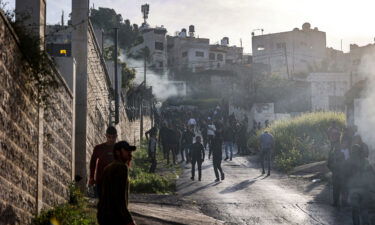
212, 131, 225, 182
190, 136, 205, 181
223, 124, 235, 161
97, 141, 137, 225
165, 125, 178, 165
158, 122, 169, 159
181, 126, 195, 163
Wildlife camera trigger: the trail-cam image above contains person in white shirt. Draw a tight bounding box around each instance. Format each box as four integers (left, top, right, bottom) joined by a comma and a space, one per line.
188, 117, 197, 132
207, 120, 216, 159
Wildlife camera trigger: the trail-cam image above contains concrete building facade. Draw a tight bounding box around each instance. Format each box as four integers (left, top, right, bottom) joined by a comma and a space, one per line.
167, 28, 244, 73
307, 72, 350, 111
348, 43, 375, 83
129, 25, 168, 70
167, 33, 210, 73
252, 23, 326, 78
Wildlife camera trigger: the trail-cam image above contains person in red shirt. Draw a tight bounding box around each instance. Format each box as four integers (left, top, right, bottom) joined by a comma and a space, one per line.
89, 126, 117, 197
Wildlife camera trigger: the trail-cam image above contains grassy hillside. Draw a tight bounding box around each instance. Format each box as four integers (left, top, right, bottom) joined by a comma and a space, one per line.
249, 112, 346, 171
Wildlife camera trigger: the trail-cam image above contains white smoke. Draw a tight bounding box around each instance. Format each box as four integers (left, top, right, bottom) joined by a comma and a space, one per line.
120, 53, 185, 101
353, 53, 375, 164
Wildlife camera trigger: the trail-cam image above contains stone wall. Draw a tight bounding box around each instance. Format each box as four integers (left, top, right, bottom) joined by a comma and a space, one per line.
0, 11, 74, 224
0, 10, 152, 224
85, 25, 111, 174
118, 95, 152, 145
42, 84, 73, 208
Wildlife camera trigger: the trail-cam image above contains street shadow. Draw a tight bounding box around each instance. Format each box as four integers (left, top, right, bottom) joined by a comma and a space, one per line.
177, 181, 195, 190
304, 184, 353, 225
219, 179, 256, 194
305, 180, 322, 193
181, 182, 216, 197
212, 182, 221, 186
201, 164, 211, 171
253, 174, 264, 179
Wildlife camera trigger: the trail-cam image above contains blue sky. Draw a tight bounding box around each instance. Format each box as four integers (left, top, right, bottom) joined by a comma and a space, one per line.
5, 0, 375, 53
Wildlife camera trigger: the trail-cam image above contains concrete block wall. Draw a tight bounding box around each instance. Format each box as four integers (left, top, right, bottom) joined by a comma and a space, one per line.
0, 11, 74, 224
85, 25, 111, 173
0, 14, 38, 223
42, 86, 74, 208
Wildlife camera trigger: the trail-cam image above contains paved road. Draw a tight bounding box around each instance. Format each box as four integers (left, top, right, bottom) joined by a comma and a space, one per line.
177, 153, 352, 225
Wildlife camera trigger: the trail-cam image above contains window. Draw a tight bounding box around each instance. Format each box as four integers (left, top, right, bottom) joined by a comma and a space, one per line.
217, 54, 223, 61
155, 42, 164, 50
257, 45, 265, 51
195, 51, 204, 57
209, 53, 215, 60
182, 52, 188, 57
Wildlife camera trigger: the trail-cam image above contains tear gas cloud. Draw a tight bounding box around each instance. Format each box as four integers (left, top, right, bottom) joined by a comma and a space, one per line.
120, 53, 185, 101
353, 53, 375, 164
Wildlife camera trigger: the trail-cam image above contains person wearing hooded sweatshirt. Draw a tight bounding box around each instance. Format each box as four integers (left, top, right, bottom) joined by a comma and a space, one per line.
212, 131, 225, 182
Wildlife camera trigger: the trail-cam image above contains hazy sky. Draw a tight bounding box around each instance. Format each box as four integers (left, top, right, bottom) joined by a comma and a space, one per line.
5, 0, 375, 53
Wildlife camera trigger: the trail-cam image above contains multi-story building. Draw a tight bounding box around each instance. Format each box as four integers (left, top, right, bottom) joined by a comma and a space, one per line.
167, 26, 210, 72
167, 27, 243, 73
128, 24, 168, 70
252, 23, 326, 78
46, 24, 73, 57
348, 43, 375, 83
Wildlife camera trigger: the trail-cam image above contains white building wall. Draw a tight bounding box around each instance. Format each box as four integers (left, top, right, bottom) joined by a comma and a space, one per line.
307, 72, 350, 111
252, 24, 326, 78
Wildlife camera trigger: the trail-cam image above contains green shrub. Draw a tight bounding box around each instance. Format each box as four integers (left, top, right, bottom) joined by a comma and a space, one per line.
129, 141, 178, 193
31, 184, 97, 225
130, 171, 175, 194
249, 112, 346, 171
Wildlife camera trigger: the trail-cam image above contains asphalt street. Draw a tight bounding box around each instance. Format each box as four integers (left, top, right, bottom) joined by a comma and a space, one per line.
177, 152, 353, 225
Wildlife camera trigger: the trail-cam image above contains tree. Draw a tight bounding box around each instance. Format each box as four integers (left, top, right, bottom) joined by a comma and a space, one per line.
91, 7, 142, 89
90, 7, 141, 50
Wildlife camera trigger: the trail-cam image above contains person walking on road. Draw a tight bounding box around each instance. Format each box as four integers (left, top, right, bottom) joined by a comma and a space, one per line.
207, 120, 216, 159
259, 130, 274, 176
181, 126, 195, 163
148, 131, 158, 173
223, 124, 235, 161
89, 126, 117, 197
158, 122, 169, 159
212, 131, 225, 182
97, 141, 137, 225
190, 136, 205, 181
328, 141, 350, 207
327, 121, 341, 152
188, 115, 197, 133
165, 124, 178, 165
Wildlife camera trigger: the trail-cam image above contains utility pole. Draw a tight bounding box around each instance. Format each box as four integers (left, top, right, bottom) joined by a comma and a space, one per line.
140, 3, 150, 141
114, 27, 119, 124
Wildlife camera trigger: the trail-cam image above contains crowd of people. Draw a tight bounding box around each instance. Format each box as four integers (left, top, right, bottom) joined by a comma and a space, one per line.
327, 122, 375, 225
87, 105, 375, 225
145, 105, 252, 181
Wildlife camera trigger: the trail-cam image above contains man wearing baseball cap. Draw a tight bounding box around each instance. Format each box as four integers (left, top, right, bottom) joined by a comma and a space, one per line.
97, 141, 137, 225
89, 126, 118, 197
